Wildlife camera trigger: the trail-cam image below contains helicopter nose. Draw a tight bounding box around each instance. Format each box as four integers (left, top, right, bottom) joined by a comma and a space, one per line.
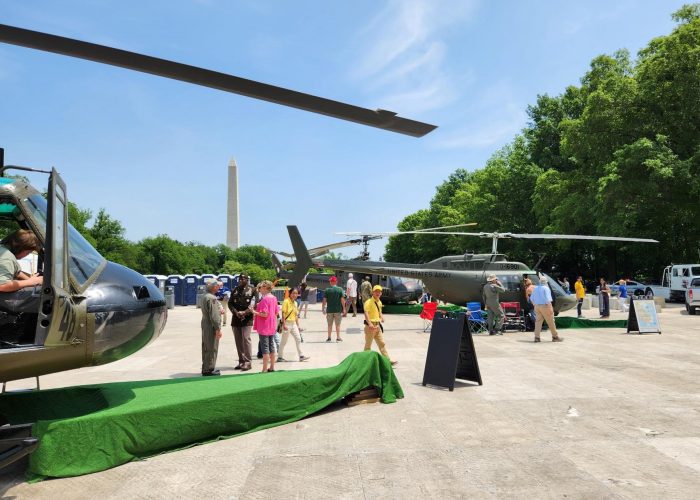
85, 262, 168, 366
556, 294, 578, 313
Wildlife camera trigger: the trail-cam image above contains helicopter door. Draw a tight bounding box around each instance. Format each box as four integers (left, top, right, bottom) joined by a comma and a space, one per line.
34, 169, 87, 356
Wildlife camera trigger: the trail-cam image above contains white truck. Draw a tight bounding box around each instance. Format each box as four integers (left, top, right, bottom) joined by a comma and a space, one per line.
686, 277, 700, 315
644, 264, 700, 302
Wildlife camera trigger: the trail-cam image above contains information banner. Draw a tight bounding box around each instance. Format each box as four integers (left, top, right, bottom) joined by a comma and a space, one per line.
627, 297, 661, 334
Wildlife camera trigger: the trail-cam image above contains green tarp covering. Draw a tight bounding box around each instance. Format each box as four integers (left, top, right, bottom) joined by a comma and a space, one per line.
554, 317, 627, 329
0, 351, 403, 480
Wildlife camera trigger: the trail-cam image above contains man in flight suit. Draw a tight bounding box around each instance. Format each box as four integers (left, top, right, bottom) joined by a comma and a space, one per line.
482, 274, 506, 335
201, 278, 223, 376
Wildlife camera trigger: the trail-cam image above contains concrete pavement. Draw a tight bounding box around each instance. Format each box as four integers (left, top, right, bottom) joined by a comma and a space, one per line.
2, 302, 700, 499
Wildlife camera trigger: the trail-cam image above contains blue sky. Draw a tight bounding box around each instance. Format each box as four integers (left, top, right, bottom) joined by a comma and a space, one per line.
0, 1, 687, 260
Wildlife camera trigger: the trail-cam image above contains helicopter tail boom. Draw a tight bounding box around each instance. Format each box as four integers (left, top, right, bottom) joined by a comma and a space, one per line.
287, 226, 314, 288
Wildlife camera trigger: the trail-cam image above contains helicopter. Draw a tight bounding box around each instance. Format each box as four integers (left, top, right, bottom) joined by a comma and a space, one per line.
287, 226, 658, 314
270, 225, 477, 303
0, 24, 434, 467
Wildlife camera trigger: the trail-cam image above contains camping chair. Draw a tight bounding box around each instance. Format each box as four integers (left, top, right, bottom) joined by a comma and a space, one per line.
501, 301, 525, 331
419, 301, 439, 332
466, 302, 488, 334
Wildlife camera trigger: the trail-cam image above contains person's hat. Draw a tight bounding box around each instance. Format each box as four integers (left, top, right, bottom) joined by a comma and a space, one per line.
348, 273, 353, 278
238, 274, 250, 280
486, 274, 498, 282
539, 276, 548, 284
372, 285, 383, 292
329, 276, 338, 283
205, 278, 223, 287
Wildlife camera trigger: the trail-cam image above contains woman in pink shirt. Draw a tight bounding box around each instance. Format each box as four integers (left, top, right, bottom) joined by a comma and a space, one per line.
253, 280, 280, 372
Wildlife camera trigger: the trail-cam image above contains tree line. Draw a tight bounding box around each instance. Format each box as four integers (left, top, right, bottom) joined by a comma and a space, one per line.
68, 204, 278, 283
384, 5, 700, 283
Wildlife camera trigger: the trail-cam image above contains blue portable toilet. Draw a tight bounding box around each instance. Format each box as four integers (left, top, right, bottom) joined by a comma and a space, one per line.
144, 274, 168, 296
166, 275, 185, 305
200, 273, 216, 285
182, 274, 201, 305
218, 274, 235, 289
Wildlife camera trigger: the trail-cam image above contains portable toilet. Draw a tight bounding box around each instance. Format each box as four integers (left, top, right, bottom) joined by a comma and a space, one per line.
144, 274, 168, 295
182, 274, 201, 305
166, 275, 185, 305
200, 273, 216, 285
218, 274, 235, 289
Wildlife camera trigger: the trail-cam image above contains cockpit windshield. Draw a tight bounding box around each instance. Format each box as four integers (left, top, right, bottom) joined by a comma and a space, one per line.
24, 194, 105, 287
541, 273, 566, 296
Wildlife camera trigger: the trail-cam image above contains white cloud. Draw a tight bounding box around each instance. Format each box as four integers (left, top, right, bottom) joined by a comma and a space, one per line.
433, 80, 527, 150
351, 0, 478, 114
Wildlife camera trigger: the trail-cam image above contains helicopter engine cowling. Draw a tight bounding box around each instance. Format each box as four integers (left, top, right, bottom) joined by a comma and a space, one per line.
85, 262, 167, 366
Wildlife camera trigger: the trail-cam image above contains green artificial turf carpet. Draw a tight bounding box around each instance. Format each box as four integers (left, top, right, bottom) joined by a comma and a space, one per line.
0, 351, 403, 480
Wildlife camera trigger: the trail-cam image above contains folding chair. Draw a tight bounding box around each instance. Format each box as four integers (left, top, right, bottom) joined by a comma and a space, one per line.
466, 302, 488, 334
419, 301, 439, 332
500, 301, 525, 331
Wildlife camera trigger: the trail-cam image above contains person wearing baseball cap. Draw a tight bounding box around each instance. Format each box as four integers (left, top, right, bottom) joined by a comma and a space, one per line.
482, 274, 505, 335
201, 278, 224, 376
363, 284, 397, 365
322, 275, 346, 342
229, 274, 256, 371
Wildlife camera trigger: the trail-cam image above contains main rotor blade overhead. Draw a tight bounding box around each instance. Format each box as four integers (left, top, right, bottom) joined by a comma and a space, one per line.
336, 223, 477, 237
0, 24, 436, 137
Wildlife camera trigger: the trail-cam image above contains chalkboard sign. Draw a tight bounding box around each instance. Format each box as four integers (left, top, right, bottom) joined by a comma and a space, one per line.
627, 296, 661, 334
422, 314, 482, 391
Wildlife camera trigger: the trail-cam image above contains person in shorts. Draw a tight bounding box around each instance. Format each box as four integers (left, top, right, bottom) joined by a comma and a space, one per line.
252, 280, 280, 372
322, 276, 346, 342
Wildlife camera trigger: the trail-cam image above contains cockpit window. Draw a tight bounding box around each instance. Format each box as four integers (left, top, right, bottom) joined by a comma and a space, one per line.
541, 273, 566, 296
24, 194, 104, 287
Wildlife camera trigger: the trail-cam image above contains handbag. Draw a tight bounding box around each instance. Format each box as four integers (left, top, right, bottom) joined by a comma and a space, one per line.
277, 305, 294, 333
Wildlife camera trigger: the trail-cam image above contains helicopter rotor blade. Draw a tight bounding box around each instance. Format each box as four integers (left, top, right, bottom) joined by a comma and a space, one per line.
507, 233, 659, 243
343, 231, 658, 244
0, 23, 436, 138
335, 223, 477, 237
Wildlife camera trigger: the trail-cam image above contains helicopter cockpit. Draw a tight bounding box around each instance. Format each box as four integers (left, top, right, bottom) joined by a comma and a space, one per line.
0, 170, 167, 383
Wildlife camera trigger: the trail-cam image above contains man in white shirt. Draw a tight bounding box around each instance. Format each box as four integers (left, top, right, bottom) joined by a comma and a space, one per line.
345, 273, 358, 317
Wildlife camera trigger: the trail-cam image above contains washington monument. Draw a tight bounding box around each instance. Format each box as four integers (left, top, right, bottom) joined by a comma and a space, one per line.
226, 158, 239, 249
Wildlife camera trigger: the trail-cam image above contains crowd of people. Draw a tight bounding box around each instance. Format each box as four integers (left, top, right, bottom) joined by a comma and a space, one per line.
199, 273, 397, 376
201, 271, 642, 373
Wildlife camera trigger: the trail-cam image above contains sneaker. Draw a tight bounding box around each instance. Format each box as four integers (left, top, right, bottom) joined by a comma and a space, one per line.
299, 355, 310, 361
336, 338, 343, 342
534, 338, 541, 343
202, 369, 221, 376
267, 368, 275, 372
277, 357, 286, 362
326, 338, 332, 343
234, 365, 242, 370
240, 365, 251, 371
552, 337, 564, 342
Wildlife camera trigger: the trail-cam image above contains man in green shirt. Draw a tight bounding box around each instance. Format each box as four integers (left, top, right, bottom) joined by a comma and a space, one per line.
322, 276, 346, 342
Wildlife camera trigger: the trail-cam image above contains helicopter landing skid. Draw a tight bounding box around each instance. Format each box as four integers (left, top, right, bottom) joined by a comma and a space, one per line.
0, 423, 38, 470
